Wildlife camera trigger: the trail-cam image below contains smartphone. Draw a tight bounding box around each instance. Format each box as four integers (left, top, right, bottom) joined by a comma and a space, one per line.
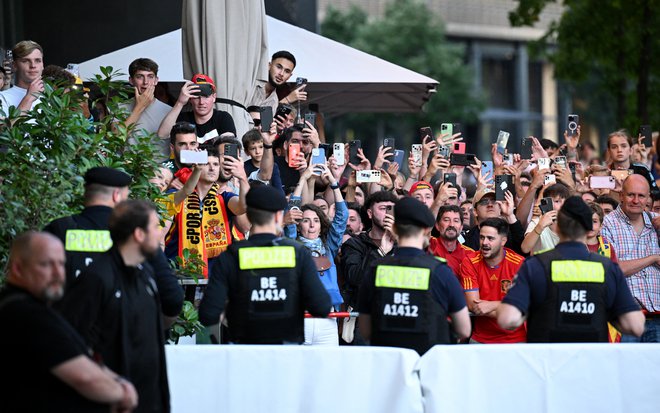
349, 140, 361, 165
193, 83, 213, 97
438, 145, 450, 158
275, 105, 293, 120
304, 112, 316, 127
640, 125, 652, 146
495, 175, 514, 201
450, 153, 476, 166
544, 174, 556, 185
521, 137, 533, 159
496, 131, 510, 154
356, 170, 381, 183
482, 161, 494, 179
452, 142, 466, 154
385, 204, 393, 217
444, 173, 457, 187
539, 197, 554, 215
554, 156, 567, 169
260, 106, 273, 130
419, 127, 433, 142
411, 144, 423, 166
392, 149, 405, 168
452, 123, 462, 136
223, 143, 239, 160
567, 114, 579, 137
319, 143, 331, 158
611, 169, 632, 181
630, 163, 660, 192
333, 143, 345, 165
296, 77, 307, 87
308, 103, 319, 112
590, 175, 616, 189
538, 158, 551, 170
4, 49, 12, 65
440, 123, 453, 138
569, 162, 577, 182
311, 147, 326, 166
288, 143, 301, 168
504, 154, 514, 166
383, 138, 396, 160
180, 149, 208, 165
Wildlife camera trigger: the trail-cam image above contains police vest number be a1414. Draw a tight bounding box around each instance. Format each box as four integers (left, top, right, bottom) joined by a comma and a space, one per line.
251, 277, 287, 302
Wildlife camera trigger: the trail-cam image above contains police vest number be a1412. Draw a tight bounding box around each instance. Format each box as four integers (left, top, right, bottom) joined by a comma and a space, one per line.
383, 292, 419, 317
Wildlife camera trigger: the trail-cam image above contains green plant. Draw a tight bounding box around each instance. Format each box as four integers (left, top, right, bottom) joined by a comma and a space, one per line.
168, 248, 207, 344
0, 66, 162, 272
169, 301, 204, 344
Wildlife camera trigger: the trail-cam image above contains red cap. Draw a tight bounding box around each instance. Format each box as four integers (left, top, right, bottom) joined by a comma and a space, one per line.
409, 181, 434, 196
191, 73, 216, 92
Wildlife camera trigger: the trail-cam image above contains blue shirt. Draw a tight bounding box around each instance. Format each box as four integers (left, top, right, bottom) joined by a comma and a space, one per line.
503, 241, 640, 318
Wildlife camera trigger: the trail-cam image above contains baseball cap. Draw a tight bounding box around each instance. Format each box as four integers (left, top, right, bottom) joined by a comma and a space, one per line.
409, 181, 434, 196
191, 73, 216, 94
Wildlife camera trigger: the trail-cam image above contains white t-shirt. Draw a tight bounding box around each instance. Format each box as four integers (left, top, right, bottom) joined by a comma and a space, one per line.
525, 217, 560, 254
0, 86, 40, 114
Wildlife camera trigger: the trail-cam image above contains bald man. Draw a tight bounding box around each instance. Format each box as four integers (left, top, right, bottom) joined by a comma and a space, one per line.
602, 174, 660, 342
0, 231, 137, 412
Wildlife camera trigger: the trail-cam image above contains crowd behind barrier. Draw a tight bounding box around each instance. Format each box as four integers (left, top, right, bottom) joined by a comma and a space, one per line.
1, 39, 660, 412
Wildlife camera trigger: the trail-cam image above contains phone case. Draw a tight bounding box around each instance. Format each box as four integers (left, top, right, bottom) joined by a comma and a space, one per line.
392, 149, 405, 166
288, 143, 301, 168
356, 170, 381, 183
567, 114, 579, 136
444, 173, 457, 187
452, 142, 466, 155
538, 158, 551, 170
180, 150, 208, 164
495, 175, 514, 201
260, 106, 273, 129
349, 140, 361, 165
223, 144, 238, 160
333, 143, 345, 165
544, 174, 556, 185
521, 137, 533, 159
540, 197, 554, 215
311, 147, 326, 166
496, 131, 510, 154
412, 144, 423, 166
589, 176, 616, 189
420, 127, 433, 142
440, 123, 453, 138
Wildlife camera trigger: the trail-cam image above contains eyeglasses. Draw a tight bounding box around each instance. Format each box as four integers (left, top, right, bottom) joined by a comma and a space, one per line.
477, 198, 497, 206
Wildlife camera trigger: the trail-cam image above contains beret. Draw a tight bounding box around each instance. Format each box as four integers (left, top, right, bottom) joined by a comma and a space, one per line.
246, 185, 287, 212
395, 197, 435, 228
560, 196, 593, 231
84, 167, 131, 187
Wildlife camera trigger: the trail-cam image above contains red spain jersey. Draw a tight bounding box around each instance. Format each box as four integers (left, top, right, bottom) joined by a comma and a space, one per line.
428, 237, 475, 277
460, 248, 526, 343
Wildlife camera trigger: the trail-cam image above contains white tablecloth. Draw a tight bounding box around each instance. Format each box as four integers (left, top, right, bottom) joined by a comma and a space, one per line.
166, 345, 423, 413
417, 343, 660, 413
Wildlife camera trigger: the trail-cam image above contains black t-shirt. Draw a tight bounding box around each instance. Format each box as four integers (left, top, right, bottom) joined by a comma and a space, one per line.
177, 110, 236, 141
0, 286, 109, 412
274, 155, 301, 195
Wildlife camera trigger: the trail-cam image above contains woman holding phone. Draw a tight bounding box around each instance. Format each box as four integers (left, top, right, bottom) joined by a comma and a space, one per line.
290, 162, 347, 345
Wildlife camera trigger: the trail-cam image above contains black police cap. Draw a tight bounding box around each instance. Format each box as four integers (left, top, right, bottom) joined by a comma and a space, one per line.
560, 196, 593, 231
395, 197, 435, 228
246, 185, 287, 212
84, 167, 132, 187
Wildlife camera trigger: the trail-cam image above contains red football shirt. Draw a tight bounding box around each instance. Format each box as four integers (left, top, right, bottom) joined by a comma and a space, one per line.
428, 237, 475, 277
460, 248, 526, 343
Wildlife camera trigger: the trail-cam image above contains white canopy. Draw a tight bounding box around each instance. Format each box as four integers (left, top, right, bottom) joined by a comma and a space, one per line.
79, 17, 438, 117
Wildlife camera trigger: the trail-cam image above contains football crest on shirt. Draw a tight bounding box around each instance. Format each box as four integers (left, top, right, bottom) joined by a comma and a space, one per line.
501, 279, 512, 294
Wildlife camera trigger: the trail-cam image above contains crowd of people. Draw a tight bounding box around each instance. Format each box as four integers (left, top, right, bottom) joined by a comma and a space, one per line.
1, 39, 659, 412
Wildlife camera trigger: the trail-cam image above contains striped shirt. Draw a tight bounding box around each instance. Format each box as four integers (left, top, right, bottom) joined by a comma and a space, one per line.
601, 206, 660, 312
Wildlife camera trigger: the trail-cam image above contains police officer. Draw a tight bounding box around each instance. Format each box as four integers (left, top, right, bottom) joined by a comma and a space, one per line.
357, 197, 471, 354
498, 196, 645, 342
198, 184, 331, 344
44, 166, 183, 323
